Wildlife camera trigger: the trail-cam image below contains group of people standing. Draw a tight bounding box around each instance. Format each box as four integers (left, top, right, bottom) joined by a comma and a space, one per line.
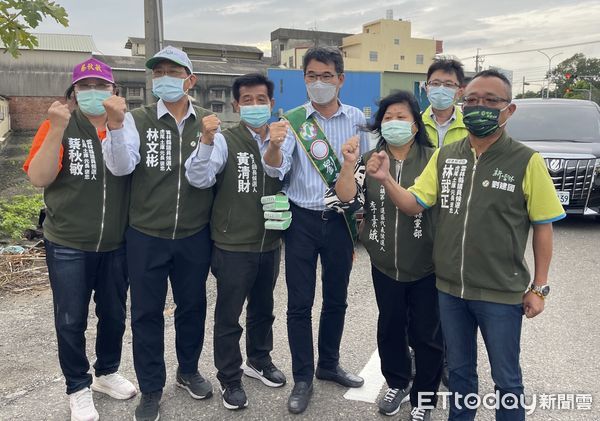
24, 43, 564, 421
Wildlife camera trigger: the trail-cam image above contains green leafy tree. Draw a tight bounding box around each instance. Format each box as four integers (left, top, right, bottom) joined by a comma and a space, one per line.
0, 0, 68, 58
549, 53, 600, 103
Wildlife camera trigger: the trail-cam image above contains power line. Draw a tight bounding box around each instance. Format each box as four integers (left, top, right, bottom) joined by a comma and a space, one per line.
460, 40, 600, 60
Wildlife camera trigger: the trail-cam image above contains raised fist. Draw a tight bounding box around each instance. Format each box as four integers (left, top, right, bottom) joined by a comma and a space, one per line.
269, 120, 289, 149
103, 95, 127, 130
201, 114, 221, 144
341, 135, 360, 165
47, 101, 71, 131
366, 151, 390, 182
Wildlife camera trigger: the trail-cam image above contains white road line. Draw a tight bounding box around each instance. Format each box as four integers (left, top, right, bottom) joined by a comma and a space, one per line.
343, 348, 386, 403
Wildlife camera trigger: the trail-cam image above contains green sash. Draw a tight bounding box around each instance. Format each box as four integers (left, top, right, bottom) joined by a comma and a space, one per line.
283, 105, 358, 242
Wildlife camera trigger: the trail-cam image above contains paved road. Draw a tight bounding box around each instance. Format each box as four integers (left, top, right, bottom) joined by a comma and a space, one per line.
0, 216, 598, 420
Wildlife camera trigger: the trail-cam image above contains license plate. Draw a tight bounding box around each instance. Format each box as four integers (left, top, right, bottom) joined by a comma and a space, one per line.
557, 191, 570, 205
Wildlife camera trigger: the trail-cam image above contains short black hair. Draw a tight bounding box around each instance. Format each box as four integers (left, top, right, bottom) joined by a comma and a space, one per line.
232, 73, 274, 101
427, 59, 465, 86
368, 91, 430, 149
302, 46, 344, 75
471, 69, 513, 100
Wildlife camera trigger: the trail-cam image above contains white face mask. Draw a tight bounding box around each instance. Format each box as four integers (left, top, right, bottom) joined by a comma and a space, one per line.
306, 81, 337, 105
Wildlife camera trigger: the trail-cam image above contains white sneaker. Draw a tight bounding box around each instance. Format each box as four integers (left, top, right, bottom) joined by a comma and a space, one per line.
91, 372, 137, 400
70, 387, 99, 421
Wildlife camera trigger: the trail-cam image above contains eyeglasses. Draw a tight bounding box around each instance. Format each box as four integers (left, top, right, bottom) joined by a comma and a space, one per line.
75, 83, 113, 91
427, 80, 459, 89
304, 72, 338, 83
462, 95, 511, 107
152, 69, 188, 78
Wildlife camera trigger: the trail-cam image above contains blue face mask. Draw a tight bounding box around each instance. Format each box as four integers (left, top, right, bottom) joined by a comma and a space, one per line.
152, 75, 189, 102
381, 120, 415, 146
427, 86, 457, 110
76, 89, 112, 116
240, 104, 271, 128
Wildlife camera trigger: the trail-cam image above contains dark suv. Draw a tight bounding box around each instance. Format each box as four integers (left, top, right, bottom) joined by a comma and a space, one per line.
506, 98, 600, 217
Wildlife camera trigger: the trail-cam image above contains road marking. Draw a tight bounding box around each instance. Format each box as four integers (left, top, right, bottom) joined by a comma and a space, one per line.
343, 349, 385, 403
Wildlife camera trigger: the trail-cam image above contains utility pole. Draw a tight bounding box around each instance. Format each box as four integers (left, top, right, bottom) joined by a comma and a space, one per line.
536, 50, 562, 99
144, 0, 164, 105
475, 48, 481, 73
522, 76, 530, 96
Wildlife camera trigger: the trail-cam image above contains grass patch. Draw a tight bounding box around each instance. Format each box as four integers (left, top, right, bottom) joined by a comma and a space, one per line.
0, 194, 44, 241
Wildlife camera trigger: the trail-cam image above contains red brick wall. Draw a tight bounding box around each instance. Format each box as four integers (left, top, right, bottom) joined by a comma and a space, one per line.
8, 96, 64, 131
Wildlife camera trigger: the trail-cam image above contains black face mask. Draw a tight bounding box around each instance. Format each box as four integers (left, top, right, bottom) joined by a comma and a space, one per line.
463, 105, 508, 138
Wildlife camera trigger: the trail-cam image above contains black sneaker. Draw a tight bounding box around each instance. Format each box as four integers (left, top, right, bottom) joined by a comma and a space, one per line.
378, 387, 410, 416
220, 380, 248, 410
176, 369, 213, 400
410, 406, 432, 421
243, 361, 286, 387
134, 390, 161, 421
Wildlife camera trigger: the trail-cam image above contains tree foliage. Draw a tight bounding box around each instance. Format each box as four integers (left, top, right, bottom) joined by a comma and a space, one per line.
549, 53, 600, 103
0, 0, 69, 58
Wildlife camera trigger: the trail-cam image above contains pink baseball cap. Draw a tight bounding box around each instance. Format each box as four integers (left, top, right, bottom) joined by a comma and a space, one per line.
72, 58, 114, 84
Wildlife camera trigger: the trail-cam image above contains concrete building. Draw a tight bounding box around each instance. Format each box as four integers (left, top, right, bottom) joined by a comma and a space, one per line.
0, 33, 97, 130
341, 17, 442, 75
271, 28, 351, 67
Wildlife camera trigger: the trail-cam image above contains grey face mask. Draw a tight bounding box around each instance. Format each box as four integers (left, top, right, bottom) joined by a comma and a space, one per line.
306, 81, 337, 104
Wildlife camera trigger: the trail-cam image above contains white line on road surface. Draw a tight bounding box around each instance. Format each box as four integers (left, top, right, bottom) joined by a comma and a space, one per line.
343, 349, 385, 403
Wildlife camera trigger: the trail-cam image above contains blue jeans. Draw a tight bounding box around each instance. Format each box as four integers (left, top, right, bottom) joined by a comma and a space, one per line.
45, 240, 128, 395
438, 291, 525, 421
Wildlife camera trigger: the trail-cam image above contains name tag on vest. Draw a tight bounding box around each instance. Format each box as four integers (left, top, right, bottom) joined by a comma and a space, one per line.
145, 128, 173, 171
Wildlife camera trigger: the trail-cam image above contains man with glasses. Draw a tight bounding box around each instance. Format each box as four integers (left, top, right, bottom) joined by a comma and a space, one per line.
365, 70, 565, 420
102, 46, 218, 421
262, 46, 370, 414
423, 59, 468, 148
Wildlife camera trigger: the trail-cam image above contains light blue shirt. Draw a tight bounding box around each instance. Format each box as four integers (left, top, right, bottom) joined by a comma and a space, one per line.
102, 99, 197, 176
185, 125, 272, 188
263, 101, 370, 211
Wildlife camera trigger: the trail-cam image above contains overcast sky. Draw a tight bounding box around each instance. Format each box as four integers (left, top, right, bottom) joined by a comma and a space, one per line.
35, 0, 600, 92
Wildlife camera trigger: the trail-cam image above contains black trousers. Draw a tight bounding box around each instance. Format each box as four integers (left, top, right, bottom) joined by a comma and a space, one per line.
372, 266, 443, 406
126, 226, 212, 393
45, 240, 128, 395
211, 246, 281, 385
284, 203, 354, 383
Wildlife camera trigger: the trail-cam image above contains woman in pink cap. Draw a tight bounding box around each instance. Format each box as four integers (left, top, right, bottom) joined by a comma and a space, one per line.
24, 57, 137, 421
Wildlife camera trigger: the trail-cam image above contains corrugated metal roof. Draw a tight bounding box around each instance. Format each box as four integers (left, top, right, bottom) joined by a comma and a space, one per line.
97, 54, 271, 76
126, 37, 262, 55
2, 33, 97, 52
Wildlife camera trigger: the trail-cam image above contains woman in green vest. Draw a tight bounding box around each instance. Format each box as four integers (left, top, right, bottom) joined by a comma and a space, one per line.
24, 58, 136, 421
325, 91, 443, 421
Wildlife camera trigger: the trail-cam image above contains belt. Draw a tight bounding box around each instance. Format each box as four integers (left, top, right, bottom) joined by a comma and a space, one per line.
290, 202, 341, 221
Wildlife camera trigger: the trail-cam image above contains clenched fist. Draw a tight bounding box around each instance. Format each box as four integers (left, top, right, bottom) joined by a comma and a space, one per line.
47, 101, 71, 131
269, 121, 289, 149
366, 151, 390, 183
341, 135, 360, 165
103, 95, 127, 130
201, 114, 221, 144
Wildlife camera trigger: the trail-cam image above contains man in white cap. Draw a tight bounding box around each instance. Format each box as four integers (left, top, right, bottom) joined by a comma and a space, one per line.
102, 45, 221, 421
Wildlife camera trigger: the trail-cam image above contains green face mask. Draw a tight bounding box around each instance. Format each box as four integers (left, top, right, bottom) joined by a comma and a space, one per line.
462, 105, 509, 138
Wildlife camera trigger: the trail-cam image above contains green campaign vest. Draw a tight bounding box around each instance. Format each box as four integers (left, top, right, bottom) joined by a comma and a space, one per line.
130, 104, 214, 239
360, 144, 436, 281
211, 124, 284, 252
44, 109, 130, 252
283, 105, 358, 242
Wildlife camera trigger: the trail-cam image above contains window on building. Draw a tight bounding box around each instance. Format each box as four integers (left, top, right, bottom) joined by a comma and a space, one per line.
369, 51, 378, 62
289, 56, 294, 68
416, 54, 424, 64
401, 55, 405, 60
393, 64, 399, 70
128, 87, 142, 98
279, 43, 284, 52
212, 103, 224, 113
0, 105, 4, 121
394, 38, 400, 45
211, 89, 224, 99
363, 106, 372, 119
128, 102, 142, 110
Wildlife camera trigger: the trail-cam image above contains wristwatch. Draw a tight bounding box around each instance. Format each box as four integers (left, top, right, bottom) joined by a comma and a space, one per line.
529, 284, 550, 299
